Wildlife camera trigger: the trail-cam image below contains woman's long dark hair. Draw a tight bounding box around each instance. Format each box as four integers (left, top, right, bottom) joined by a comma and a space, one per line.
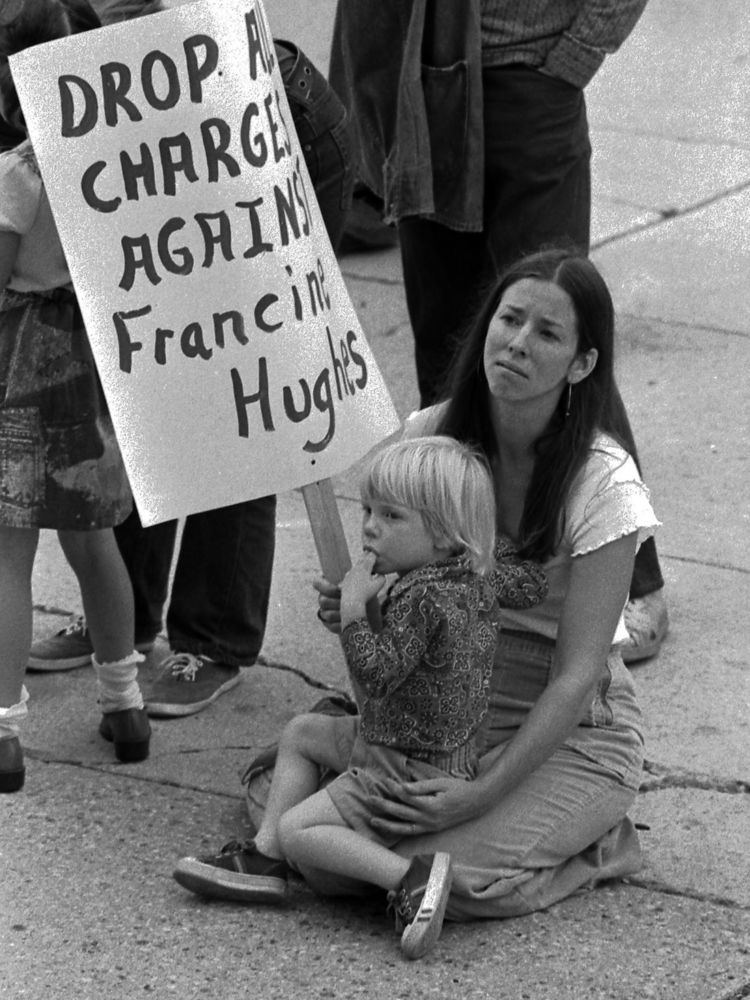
436, 248, 641, 561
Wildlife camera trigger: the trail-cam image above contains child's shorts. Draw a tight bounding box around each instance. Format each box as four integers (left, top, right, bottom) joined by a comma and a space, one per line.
0, 286, 132, 529
325, 732, 475, 849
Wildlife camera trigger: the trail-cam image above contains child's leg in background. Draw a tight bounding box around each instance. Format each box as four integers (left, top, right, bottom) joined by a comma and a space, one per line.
58, 527, 149, 761
0, 525, 39, 707
0, 526, 38, 790
58, 527, 134, 664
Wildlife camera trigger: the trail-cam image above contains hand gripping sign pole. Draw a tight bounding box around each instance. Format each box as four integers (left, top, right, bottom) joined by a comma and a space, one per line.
302, 476, 382, 649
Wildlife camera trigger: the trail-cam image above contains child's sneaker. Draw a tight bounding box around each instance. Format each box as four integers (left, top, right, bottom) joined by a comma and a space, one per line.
173, 840, 288, 903
386, 853, 452, 960
28, 616, 154, 672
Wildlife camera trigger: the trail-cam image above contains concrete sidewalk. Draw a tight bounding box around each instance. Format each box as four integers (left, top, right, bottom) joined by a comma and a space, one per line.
2, 1, 749, 997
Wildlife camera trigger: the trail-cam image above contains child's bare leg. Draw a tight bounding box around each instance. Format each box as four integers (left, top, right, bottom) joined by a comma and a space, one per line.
173, 712, 355, 900
281, 790, 453, 960
279, 790, 410, 891
0, 526, 38, 706
59, 527, 148, 761
57, 528, 134, 662
0, 527, 37, 790
254, 712, 352, 859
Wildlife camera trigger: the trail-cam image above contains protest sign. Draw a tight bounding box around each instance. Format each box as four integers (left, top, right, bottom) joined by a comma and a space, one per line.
9, 0, 399, 526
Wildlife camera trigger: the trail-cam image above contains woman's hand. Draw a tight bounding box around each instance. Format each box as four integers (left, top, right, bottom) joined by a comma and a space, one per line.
313, 576, 342, 634
368, 773, 488, 838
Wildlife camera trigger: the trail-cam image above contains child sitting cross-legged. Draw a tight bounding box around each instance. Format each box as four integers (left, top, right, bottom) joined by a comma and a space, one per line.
174, 436, 547, 959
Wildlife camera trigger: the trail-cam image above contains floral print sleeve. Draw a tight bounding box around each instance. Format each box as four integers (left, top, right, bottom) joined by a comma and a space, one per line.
341, 583, 444, 699
340, 558, 500, 753
490, 535, 548, 609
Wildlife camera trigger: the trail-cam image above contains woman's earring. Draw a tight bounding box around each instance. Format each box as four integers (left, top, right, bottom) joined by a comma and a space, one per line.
565, 382, 573, 418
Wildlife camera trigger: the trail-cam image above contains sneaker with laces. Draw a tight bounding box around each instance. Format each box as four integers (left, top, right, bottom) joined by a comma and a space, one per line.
621, 589, 669, 664
28, 616, 154, 672
387, 853, 452, 960
143, 652, 241, 717
173, 840, 288, 903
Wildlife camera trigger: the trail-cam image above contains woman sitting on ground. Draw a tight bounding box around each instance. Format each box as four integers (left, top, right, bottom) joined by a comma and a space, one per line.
312, 248, 658, 919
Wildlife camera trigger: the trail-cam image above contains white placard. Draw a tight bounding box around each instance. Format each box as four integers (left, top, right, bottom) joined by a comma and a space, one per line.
10, 0, 398, 524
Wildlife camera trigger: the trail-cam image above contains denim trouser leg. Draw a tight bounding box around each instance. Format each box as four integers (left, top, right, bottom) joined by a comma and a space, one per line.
166, 496, 276, 667
114, 507, 177, 645
396, 747, 642, 921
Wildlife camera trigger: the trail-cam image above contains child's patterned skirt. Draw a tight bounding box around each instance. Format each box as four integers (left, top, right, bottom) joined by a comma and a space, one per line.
0, 286, 132, 529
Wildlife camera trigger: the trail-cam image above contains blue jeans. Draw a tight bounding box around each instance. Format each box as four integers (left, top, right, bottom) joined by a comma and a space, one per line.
114, 44, 353, 663
398, 65, 663, 597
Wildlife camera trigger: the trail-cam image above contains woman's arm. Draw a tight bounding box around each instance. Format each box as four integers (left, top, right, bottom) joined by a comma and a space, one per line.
0, 231, 20, 292
368, 532, 638, 835
478, 531, 637, 790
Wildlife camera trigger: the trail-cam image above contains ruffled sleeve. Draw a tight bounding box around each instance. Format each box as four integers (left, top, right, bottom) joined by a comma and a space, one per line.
565, 436, 660, 557
402, 403, 448, 439
0, 143, 42, 236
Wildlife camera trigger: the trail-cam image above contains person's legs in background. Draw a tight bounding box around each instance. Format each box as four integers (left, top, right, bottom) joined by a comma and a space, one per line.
112, 509, 178, 649
0, 526, 38, 792
398, 220, 488, 407
143, 496, 276, 717
28, 507, 174, 671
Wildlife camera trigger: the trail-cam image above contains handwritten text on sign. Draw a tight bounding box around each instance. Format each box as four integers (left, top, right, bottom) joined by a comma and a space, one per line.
10, 0, 398, 524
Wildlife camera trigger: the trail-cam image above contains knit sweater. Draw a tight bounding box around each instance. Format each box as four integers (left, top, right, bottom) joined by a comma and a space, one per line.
480, 0, 649, 88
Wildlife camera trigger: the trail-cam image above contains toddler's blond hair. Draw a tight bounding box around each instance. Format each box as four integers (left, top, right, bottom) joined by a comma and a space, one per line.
360, 436, 496, 575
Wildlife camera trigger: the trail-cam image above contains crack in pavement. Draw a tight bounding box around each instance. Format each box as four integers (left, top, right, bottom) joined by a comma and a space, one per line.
712, 984, 750, 1000
624, 879, 749, 913
597, 123, 750, 153
24, 634, 746, 802
619, 310, 750, 341
592, 178, 750, 251
641, 759, 750, 795
254, 654, 350, 700
659, 553, 750, 575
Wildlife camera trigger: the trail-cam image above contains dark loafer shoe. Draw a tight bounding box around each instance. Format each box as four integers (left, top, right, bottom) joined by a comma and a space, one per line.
99, 708, 151, 762
0, 734, 25, 793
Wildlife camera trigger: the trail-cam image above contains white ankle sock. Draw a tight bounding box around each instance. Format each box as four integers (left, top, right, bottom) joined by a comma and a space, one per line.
0, 685, 29, 737
93, 652, 144, 713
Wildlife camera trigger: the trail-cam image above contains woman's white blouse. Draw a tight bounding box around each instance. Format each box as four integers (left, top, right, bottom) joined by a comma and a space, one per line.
403, 409, 660, 647
499, 433, 659, 644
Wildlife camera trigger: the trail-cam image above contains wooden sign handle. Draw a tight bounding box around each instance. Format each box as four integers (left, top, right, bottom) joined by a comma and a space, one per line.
300, 479, 352, 584
301, 479, 380, 709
